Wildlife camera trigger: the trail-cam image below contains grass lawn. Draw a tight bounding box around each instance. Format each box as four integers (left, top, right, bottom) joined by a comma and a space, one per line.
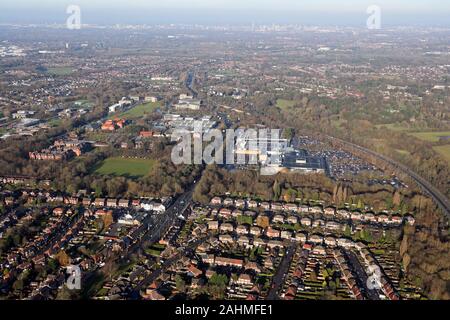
375, 123, 411, 132
47, 119, 62, 128
46, 66, 74, 76
74, 100, 94, 109
409, 131, 450, 143
331, 118, 347, 127
113, 101, 162, 120
433, 145, 450, 165
95, 157, 156, 177
394, 149, 411, 156
276, 99, 297, 110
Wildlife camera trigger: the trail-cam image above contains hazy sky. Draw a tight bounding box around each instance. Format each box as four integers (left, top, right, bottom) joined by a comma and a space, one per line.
0, 0, 448, 12
1, 0, 449, 26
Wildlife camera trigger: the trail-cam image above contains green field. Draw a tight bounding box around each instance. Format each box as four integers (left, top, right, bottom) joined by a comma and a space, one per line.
74, 100, 94, 109
46, 67, 74, 76
409, 131, 450, 142
113, 101, 161, 120
433, 145, 450, 165
375, 123, 411, 132
109, 102, 161, 120
276, 99, 297, 110
95, 157, 156, 177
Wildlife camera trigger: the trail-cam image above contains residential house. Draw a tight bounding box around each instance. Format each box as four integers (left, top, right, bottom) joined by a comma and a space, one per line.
377, 214, 390, 224
118, 199, 130, 208
312, 219, 325, 228
106, 198, 118, 208
247, 200, 258, 209
219, 208, 232, 218
232, 209, 243, 218
236, 225, 249, 235
267, 240, 284, 249
237, 236, 250, 247
260, 202, 271, 211
244, 211, 257, 218
300, 217, 312, 227
253, 238, 267, 247
324, 207, 336, 216
220, 223, 234, 233
271, 203, 283, 211
280, 230, 293, 240
210, 197, 222, 205
250, 226, 262, 236
364, 213, 377, 222
298, 205, 309, 213
337, 210, 350, 219
235, 199, 246, 208
53, 207, 65, 216
295, 233, 307, 243
223, 198, 234, 206
324, 236, 337, 247
94, 198, 106, 207
391, 215, 403, 225
272, 214, 285, 224
214, 257, 244, 268
208, 221, 219, 230
265, 228, 280, 239
313, 245, 326, 255
351, 212, 363, 221
287, 215, 298, 224
187, 265, 203, 278
337, 238, 354, 249
82, 198, 92, 206
284, 203, 298, 212
310, 206, 323, 214
237, 274, 253, 286
219, 234, 234, 243
309, 234, 323, 245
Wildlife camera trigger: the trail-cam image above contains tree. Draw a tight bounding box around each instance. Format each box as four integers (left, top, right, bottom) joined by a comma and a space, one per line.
273, 180, 281, 200
55, 251, 71, 267
12, 279, 24, 293
175, 275, 186, 293
393, 191, 402, 207
344, 225, 352, 237
256, 215, 270, 229
102, 211, 114, 230
402, 253, 411, 273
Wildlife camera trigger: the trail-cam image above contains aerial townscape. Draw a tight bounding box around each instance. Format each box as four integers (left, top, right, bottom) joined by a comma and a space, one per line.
0, 1, 449, 303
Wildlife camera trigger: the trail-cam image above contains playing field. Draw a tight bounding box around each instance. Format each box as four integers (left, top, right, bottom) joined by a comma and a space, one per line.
46, 67, 74, 76
409, 131, 450, 142
95, 157, 156, 177
276, 99, 296, 110
114, 101, 161, 120
433, 145, 450, 165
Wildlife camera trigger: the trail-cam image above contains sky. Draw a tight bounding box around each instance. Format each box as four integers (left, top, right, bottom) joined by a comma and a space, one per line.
1, 0, 449, 26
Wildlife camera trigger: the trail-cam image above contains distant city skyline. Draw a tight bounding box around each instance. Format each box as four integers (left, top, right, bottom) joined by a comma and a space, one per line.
1, 0, 449, 27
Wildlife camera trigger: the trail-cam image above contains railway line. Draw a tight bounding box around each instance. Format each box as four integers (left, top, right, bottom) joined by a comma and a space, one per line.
328, 136, 450, 217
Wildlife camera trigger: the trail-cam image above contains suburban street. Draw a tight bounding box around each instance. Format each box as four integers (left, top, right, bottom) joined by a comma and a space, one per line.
266, 243, 296, 300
